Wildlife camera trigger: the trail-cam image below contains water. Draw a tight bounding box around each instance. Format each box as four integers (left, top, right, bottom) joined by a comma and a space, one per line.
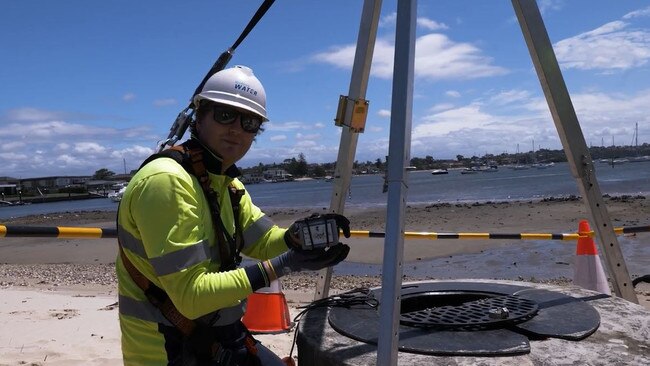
3, 162, 648, 280
1, 161, 649, 220
0, 197, 119, 220
247, 160, 650, 208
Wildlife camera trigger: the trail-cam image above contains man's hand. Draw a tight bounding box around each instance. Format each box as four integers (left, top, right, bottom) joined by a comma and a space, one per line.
269, 243, 350, 276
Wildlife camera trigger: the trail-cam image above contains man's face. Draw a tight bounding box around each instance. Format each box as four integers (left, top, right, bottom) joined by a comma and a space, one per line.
196, 103, 258, 168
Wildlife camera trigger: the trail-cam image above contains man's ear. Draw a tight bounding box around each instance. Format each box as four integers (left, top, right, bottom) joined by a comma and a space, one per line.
194, 118, 203, 134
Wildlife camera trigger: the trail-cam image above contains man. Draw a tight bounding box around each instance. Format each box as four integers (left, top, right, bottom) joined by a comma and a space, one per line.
116, 65, 351, 365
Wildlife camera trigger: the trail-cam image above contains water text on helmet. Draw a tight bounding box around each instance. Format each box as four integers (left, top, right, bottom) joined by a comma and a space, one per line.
234, 82, 258, 96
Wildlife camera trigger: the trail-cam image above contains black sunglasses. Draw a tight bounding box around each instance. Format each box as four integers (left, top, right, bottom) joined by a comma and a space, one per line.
212, 105, 264, 134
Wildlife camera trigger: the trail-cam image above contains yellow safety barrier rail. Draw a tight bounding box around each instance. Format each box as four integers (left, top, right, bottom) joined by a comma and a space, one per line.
350, 225, 650, 240
0, 225, 116, 239
1, 224, 648, 240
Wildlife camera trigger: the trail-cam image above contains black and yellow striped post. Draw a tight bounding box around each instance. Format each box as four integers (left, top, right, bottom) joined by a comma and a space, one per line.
1, 224, 648, 240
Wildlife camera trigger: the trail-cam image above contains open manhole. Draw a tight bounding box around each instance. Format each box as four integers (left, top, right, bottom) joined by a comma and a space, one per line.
328, 281, 601, 356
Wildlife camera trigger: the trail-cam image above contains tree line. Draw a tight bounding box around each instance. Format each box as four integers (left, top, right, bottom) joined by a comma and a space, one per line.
93, 143, 650, 180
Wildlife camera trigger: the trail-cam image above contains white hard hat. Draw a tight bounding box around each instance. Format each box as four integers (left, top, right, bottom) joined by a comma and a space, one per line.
193, 65, 268, 121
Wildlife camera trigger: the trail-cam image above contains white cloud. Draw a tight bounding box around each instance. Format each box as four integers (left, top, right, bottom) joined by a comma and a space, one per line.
415, 104, 515, 138
110, 145, 153, 159
414, 34, 508, 80
73, 142, 106, 154
445, 90, 461, 98
417, 18, 449, 31
489, 89, 532, 106
407, 87, 650, 159
377, 109, 391, 118
265, 121, 304, 132
295, 140, 318, 148
537, 0, 565, 15
269, 135, 287, 141
379, 13, 397, 28
554, 21, 650, 71
313, 34, 508, 81
429, 103, 455, 112
379, 12, 448, 31
123, 93, 136, 102
4, 108, 68, 122
296, 133, 321, 140
623, 6, 650, 19
0, 151, 28, 160
56, 154, 82, 165
0, 120, 115, 139
1, 141, 25, 150
153, 98, 176, 107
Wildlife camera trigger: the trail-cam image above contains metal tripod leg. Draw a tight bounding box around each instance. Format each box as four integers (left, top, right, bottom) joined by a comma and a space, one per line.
314, 0, 383, 301
512, 0, 637, 302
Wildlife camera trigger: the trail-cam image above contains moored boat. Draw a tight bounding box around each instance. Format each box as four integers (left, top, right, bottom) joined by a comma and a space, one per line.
431, 169, 449, 175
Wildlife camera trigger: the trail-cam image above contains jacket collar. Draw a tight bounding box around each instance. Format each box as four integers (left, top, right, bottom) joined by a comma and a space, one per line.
184, 138, 241, 178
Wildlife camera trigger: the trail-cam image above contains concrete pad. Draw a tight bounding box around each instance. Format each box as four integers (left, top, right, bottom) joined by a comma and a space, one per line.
297, 279, 650, 365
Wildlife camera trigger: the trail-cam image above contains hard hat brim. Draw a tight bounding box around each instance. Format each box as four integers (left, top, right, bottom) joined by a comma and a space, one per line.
195, 92, 268, 121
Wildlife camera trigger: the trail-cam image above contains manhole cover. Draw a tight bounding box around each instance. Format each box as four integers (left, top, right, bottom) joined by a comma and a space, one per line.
400, 291, 538, 328
327, 281, 601, 356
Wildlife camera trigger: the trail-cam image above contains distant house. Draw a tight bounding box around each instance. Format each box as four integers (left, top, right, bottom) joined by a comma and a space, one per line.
0, 177, 19, 195
19, 176, 90, 193
240, 172, 265, 184
0, 184, 17, 195
85, 180, 116, 192
263, 169, 293, 182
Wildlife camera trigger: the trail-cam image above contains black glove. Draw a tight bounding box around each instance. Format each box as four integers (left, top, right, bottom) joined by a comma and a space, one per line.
270, 243, 350, 276
285, 213, 352, 249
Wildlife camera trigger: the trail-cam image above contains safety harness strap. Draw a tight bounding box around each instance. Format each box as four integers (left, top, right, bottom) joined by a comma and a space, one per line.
119, 140, 257, 362
140, 141, 246, 270
119, 246, 196, 335
175, 143, 238, 270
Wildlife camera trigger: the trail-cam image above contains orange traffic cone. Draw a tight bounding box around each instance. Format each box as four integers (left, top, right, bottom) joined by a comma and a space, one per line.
573, 220, 611, 295
242, 279, 293, 334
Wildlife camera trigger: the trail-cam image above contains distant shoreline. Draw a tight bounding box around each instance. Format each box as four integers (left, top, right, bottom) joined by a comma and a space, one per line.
0, 193, 103, 206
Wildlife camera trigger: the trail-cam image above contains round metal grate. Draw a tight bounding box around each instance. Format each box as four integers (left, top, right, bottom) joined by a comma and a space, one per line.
400, 292, 538, 328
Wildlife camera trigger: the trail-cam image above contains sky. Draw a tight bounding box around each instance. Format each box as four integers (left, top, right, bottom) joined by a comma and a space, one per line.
1, 0, 650, 179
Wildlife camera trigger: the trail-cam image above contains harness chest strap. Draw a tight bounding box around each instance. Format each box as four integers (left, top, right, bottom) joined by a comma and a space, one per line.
171, 144, 245, 270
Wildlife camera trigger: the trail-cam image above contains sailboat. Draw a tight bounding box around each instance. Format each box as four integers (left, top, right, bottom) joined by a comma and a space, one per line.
511, 143, 530, 170
629, 122, 650, 163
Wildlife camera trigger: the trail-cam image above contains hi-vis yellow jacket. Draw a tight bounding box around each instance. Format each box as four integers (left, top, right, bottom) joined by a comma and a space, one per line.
116, 151, 288, 365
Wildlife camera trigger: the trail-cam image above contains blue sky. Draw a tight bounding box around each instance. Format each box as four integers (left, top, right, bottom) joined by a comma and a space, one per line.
1, 1, 649, 178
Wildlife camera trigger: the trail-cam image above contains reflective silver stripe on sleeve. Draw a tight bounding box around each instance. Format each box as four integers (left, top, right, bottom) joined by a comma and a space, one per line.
242, 215, 275, 249
149, 239, 211, 276
118, 225, 148, 258
119, 294, 172, 326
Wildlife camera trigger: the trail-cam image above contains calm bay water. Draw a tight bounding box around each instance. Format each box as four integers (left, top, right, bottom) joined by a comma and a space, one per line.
2, 161, 648, 280
1, 161, 649, 220
248, 160, 650, 208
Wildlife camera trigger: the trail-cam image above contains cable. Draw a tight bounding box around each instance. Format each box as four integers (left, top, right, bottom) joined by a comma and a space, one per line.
286, 287, 378, 359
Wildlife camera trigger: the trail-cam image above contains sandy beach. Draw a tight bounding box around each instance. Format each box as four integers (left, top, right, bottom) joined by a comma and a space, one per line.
1, 196, 649, 365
